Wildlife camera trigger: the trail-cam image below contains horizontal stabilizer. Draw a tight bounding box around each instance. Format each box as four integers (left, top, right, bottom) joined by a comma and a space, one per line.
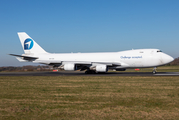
9, 54, 38, 61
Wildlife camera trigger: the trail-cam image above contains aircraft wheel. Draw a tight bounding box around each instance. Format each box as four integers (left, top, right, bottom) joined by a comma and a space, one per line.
152, 67, 157, 74
85, 71, 89, 74
91, 70, 96, 74
85, 70, 96, 74
152, 70, 156, 74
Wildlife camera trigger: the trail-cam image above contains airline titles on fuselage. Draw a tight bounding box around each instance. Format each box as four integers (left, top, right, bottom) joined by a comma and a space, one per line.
120, 56, 142, 59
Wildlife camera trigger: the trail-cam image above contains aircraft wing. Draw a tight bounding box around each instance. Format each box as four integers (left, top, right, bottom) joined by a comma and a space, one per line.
41, 61, 121, 68
59, 61, 121, 66
91, 62, 121, 66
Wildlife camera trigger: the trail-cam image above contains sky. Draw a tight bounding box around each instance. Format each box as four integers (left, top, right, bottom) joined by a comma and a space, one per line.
0, 0, 179, 66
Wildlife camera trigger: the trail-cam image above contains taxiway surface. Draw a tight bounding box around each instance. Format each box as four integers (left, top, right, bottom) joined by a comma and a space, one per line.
0, 71, 179, 76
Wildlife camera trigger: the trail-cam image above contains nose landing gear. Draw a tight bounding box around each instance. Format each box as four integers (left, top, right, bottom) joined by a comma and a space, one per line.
153, 67, 157, 74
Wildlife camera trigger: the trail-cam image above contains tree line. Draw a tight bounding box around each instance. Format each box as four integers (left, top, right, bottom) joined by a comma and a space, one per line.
0, 65, 53, 72
169, 57, 179, 65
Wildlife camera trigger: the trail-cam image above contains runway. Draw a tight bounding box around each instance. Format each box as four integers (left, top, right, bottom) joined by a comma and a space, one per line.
0, 71, 179, 76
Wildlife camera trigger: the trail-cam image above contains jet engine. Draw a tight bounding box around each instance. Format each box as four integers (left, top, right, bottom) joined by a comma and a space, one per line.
59, 64, 76, 71
90, 65, 108, 72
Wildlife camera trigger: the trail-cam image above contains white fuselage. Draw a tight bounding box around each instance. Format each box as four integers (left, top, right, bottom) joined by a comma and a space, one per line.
32, 49, 174, 69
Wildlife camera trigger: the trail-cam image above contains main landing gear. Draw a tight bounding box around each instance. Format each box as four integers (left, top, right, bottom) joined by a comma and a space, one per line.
152, 67, 157, 74
85, 70, 96, 74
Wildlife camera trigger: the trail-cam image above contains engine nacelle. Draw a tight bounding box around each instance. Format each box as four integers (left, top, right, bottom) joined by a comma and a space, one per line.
62, 64, 76, 71
96, 65, 108, 72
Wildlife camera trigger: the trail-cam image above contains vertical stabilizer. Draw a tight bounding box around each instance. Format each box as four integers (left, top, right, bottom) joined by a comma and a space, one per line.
18, 32, 47, 54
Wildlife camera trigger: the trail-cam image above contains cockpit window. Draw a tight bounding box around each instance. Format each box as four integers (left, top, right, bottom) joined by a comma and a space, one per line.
157, 50, 162, 52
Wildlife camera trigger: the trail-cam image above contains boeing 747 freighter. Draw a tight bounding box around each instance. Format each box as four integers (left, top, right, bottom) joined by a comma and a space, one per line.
10, 32, 174, 74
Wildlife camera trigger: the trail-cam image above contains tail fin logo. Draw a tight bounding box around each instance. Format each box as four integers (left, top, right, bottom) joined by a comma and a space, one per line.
24, 38, 34, 50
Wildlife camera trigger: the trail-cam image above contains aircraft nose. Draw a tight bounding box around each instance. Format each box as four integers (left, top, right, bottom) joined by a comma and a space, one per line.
169, 56, 174, 62
162, 54, 174, 64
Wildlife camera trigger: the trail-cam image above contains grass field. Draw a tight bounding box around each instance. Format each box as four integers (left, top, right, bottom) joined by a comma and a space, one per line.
0, 76, 179, 120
